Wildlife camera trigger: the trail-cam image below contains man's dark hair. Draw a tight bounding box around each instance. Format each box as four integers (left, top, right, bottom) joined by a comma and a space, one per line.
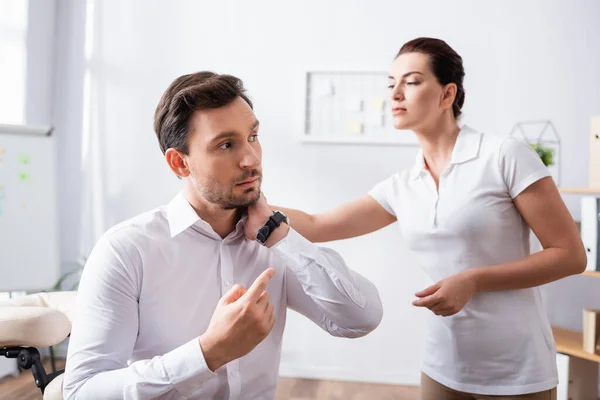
154, 72, 253, 154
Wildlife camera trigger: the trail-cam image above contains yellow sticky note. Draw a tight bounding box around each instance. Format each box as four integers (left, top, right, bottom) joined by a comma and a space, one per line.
346, 122, 364, 135
368, 99, 385, 111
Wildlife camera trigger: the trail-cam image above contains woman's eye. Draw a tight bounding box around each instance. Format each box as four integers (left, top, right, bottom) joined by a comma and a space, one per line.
407, 81, 420, 86
387, 84, 394, 89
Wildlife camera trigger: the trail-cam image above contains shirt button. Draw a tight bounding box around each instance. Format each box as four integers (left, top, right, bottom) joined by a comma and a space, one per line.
224, 281, 230, 287
231, 371, 237, 376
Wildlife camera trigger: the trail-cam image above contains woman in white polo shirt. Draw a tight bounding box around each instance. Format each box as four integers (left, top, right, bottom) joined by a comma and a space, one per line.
275, 37, 586, 399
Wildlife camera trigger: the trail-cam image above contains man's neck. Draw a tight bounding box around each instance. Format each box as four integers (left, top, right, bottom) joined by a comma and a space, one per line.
183, 186, 241, 239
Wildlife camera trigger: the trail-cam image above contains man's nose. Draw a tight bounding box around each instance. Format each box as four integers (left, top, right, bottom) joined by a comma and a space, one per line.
240, 144, 260, 169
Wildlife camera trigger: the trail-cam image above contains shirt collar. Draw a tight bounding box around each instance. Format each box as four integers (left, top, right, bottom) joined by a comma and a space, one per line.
166, 192, 247, 239
409, 150, 426, 180
409, 125, 482, 180
450, 125, 482, 165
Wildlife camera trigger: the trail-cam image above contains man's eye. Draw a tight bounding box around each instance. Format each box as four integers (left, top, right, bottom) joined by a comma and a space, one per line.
249, 134, 259, 142
219, 142, 232, 149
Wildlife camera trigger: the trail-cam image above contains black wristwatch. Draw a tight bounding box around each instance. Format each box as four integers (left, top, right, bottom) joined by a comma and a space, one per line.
256, 211, 289, 246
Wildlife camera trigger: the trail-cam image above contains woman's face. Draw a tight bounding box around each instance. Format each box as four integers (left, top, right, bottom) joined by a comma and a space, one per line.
388, 52, 450, 131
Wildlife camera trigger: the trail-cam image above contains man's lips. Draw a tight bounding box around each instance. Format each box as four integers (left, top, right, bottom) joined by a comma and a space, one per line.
236, 176, 259, 185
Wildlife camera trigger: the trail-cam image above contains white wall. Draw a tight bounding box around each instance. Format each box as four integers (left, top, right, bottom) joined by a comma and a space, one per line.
0, 0, 58, 379
0, 0, 29, 379
0, 0, 28, 124
49, 0, 600, 386
53, 0, 87, 268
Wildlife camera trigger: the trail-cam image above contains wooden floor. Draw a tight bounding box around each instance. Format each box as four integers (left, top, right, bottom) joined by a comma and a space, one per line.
0, 359, 65, 400
0, 358, 420, 400
275, 377, 420, 400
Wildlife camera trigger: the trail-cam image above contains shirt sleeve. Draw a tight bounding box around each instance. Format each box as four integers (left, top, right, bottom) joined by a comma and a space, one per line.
367, 174, 398, 217
63, 234, 216, 400
271, 229, 383, 338
498, 137, 552, 199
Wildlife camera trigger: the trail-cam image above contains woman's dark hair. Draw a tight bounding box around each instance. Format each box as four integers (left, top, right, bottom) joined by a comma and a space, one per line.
397, 38, 465, 118
154, 72, 253, 154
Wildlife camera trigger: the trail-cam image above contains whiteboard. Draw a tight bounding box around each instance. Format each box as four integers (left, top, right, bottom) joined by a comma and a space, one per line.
0, 124, 60, 291
303, 70, 418, 145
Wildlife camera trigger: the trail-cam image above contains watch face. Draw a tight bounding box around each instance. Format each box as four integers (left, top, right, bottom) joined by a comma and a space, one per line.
275, 210, 290, 226
272, 211, 286, 225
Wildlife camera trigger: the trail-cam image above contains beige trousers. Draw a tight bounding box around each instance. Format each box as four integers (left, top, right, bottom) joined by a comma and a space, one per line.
420, 373, 557, 400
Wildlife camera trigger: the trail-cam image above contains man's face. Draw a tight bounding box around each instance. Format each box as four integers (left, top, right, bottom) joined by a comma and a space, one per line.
185, 97, 262, 210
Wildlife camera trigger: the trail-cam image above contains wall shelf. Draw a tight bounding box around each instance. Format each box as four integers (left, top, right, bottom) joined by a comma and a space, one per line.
552, 326, 600, 363
559, 187, 600, 194
582, 270, 600, 278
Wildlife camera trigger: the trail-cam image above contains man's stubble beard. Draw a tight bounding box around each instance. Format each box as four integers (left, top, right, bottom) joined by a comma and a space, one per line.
199, 177, 262, 210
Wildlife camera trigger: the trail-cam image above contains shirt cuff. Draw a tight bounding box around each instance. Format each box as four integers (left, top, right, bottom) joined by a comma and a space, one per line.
271, 228, 367, 309
509, 169, 551, 198
270, 228, 320, 273
367, 192, 395, 217
162, 337, 216, 396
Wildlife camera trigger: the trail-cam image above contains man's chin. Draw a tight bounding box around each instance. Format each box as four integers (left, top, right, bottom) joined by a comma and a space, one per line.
221, 191, 261, 210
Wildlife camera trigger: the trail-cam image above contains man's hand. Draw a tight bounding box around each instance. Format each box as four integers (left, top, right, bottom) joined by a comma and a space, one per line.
412, 270, 477, 317
245, 192, 273, 241
199, 268, 276, 371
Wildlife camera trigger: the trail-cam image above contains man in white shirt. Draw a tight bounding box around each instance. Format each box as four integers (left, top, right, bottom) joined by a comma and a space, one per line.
63, 72, 383, 400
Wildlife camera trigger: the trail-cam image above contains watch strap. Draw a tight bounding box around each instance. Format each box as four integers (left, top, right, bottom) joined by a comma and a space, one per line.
256, 211, 287, 245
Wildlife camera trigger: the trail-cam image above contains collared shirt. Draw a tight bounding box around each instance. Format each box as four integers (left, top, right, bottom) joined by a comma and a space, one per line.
63, 193, 383, 400
369, 125, 557, 395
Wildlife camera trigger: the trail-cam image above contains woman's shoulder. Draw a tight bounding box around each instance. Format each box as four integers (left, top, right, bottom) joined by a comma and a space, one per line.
370, 169, 411, 194
474, 128, 509, 148
374, 169, 409, 185
472, 128, 524, 156
472, 129, 542, 178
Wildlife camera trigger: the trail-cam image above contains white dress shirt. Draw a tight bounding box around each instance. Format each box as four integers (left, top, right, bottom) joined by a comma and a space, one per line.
63, 193, 383, 400
369, 126, 557, 395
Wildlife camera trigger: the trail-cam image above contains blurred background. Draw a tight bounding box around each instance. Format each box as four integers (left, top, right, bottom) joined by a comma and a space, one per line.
0, 1, 599, 399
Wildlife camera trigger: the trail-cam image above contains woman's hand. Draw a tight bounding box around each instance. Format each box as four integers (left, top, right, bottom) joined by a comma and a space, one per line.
412, 270, 478, 317
245, 192, 273, 240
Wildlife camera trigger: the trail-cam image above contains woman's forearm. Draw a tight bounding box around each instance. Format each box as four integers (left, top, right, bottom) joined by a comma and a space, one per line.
271, 206, 323, 242
468, 246, 586, 292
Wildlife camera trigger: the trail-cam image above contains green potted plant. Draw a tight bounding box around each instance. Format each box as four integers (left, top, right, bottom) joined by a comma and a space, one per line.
530, 143, 555, 167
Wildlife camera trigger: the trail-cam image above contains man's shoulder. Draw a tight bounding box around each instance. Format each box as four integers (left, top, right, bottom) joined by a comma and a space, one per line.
102, 207, 169, 247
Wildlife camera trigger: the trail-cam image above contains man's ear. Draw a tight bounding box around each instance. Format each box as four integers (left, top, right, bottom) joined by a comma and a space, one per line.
165, 148, 190, 178
440, 83, 457, 111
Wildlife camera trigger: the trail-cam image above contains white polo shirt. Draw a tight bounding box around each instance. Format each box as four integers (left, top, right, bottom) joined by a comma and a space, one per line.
369, 125, 558, 395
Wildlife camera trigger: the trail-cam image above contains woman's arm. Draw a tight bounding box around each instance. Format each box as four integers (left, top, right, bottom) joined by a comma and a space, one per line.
274, 195, 397, 243
469, 176, 586, 291
413, 177, 586, 317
